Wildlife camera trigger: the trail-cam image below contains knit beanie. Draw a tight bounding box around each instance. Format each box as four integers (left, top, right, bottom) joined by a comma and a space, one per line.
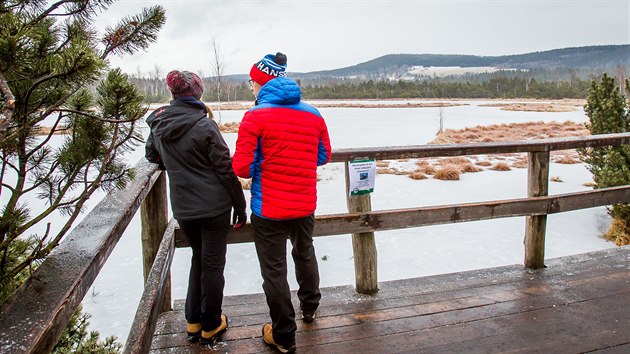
166, 70, 203, 99
249, 52, 287, 85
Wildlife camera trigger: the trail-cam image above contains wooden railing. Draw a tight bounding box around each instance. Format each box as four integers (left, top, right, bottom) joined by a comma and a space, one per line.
1, 133, 629, 354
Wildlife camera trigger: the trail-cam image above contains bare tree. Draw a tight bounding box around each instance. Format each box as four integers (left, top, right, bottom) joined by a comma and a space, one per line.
210, 38, 224, 124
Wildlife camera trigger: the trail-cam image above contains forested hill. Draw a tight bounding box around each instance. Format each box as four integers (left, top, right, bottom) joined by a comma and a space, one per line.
295, 44, 629, 80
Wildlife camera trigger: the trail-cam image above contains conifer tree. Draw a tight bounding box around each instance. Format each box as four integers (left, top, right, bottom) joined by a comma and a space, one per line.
579, 73, 630, 245
0, 0, 165, 350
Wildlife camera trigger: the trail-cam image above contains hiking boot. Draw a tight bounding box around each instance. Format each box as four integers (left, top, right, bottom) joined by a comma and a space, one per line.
200, 314, 228, 345
186, 323, 202, 342
262, 323, 296, 353
302, 310, 315, 324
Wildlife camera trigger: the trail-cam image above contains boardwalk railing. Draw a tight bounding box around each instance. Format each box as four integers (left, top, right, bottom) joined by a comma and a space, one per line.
1, 133, 629, 353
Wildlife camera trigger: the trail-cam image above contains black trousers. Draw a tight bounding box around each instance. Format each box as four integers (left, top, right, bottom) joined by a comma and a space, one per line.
178, 212, 230, 331
252, 214, 321, 347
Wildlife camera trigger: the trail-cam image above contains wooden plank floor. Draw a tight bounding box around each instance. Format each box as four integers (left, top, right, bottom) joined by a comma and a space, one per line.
151, 246, 630, 353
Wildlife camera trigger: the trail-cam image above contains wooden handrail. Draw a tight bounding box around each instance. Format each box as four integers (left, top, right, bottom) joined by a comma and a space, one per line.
123, 219, 177, 354
329, 132, 630, 162
173, 185, 630, 246
0, 160, 160, 354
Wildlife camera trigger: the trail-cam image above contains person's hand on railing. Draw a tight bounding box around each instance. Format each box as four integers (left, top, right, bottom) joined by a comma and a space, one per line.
232, 209, 247, 229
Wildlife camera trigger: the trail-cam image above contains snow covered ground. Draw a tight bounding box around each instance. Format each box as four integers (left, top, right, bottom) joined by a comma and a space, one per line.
4, 100, 614, 343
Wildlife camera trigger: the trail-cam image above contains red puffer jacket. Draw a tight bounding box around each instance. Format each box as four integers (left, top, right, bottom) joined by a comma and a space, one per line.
232, 77, 331, 220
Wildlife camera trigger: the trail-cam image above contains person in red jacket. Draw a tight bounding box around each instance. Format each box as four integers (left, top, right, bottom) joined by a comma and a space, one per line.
232, 52, 331, 353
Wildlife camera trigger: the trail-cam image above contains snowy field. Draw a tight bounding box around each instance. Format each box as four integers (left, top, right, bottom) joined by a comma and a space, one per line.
3, 100, 614, 343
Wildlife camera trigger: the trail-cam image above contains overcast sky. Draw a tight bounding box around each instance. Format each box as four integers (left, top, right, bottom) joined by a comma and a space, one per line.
95, 0, 630, 76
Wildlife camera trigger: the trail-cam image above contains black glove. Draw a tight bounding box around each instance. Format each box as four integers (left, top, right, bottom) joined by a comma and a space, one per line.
232, 209, 247, 229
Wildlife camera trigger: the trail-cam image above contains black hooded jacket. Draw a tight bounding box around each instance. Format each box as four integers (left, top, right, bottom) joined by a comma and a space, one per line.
145, 99, 246, 221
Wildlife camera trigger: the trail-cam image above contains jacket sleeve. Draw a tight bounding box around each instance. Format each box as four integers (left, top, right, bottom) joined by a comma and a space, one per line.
232, 113, 261, 178
145, 132, 165, 170
205, 120, 246, 212
317, 118, 332, 166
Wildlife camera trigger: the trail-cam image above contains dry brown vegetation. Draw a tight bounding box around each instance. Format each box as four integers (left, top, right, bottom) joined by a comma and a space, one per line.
605, 218, 630, 246
475, 161, 493, 167
408, 171, 428, 180
434, 165, 461, 180
430, 120, 589, 145
377, 120, 590, 183
512, 159, 528, 169
312, 102, 466, 109
377, 168, 407, 175
239, 178, 251, 190
490, 162, 511, 171
554, 155, 580, 164
478, 103, 580, 112
218, 121, 240, 133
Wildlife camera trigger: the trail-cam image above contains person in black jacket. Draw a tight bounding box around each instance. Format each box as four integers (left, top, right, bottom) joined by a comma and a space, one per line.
145, 70, 246, 345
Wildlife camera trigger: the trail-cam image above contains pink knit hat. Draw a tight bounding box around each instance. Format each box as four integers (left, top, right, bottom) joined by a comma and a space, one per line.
166, 70, 203, 99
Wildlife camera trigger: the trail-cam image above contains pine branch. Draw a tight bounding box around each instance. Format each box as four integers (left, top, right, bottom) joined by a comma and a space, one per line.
57, 108, 140, 123
0, 71, 16, 141
101, 5, 165, 58
25, 112, 64, 159
11, 168, 79, 238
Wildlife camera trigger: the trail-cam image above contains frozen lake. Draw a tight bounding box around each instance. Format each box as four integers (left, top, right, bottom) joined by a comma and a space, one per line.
4, 100, 614, 343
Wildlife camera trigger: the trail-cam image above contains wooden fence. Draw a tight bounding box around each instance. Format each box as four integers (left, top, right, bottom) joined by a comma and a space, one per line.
0, 133, 629, 354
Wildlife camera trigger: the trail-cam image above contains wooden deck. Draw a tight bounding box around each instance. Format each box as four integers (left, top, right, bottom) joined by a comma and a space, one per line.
151, 246, 630, 353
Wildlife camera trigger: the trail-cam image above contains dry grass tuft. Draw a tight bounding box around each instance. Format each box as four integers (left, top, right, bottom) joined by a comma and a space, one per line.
582, 181, 597, 188
460, 163, 482, 173
550, 176, 563, 182
554, 155, 580, 164
490, 162, 511, 171
430, 132, 455, 145
475, 161, 492, 167
408, 171, 428, 180
416, 164, 436, 175
604, 217, 630, 246
376, 161, 390, 168
218, 122, 240, 133
239, 178, 251, 190
433, 165, 461, 180
377, 168, 406, 175
512, 158, 528, 168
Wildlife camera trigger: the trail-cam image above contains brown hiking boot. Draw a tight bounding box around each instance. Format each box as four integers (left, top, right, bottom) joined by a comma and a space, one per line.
200, 314, 228, 345
186, 323, 202, 342
262, 323, 296, 353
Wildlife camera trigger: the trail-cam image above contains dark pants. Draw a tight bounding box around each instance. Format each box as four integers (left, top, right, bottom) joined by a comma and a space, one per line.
178, 212, 230, 331
252, 214, 321, 347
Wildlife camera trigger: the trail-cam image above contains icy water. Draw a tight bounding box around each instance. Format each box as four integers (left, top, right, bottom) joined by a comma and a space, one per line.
4, 100, 613, 343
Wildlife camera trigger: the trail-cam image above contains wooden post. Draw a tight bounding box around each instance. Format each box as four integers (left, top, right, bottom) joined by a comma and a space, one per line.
140, 171, 172, 312
344, 161, 378, 295
524, 151, 549, 269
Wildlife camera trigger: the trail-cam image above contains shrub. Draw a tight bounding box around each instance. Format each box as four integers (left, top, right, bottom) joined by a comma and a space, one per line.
579, 74, 630, 245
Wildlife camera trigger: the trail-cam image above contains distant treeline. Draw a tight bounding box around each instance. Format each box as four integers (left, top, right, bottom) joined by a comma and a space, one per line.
300, 77, 592, 100
130, 76, 599, 103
